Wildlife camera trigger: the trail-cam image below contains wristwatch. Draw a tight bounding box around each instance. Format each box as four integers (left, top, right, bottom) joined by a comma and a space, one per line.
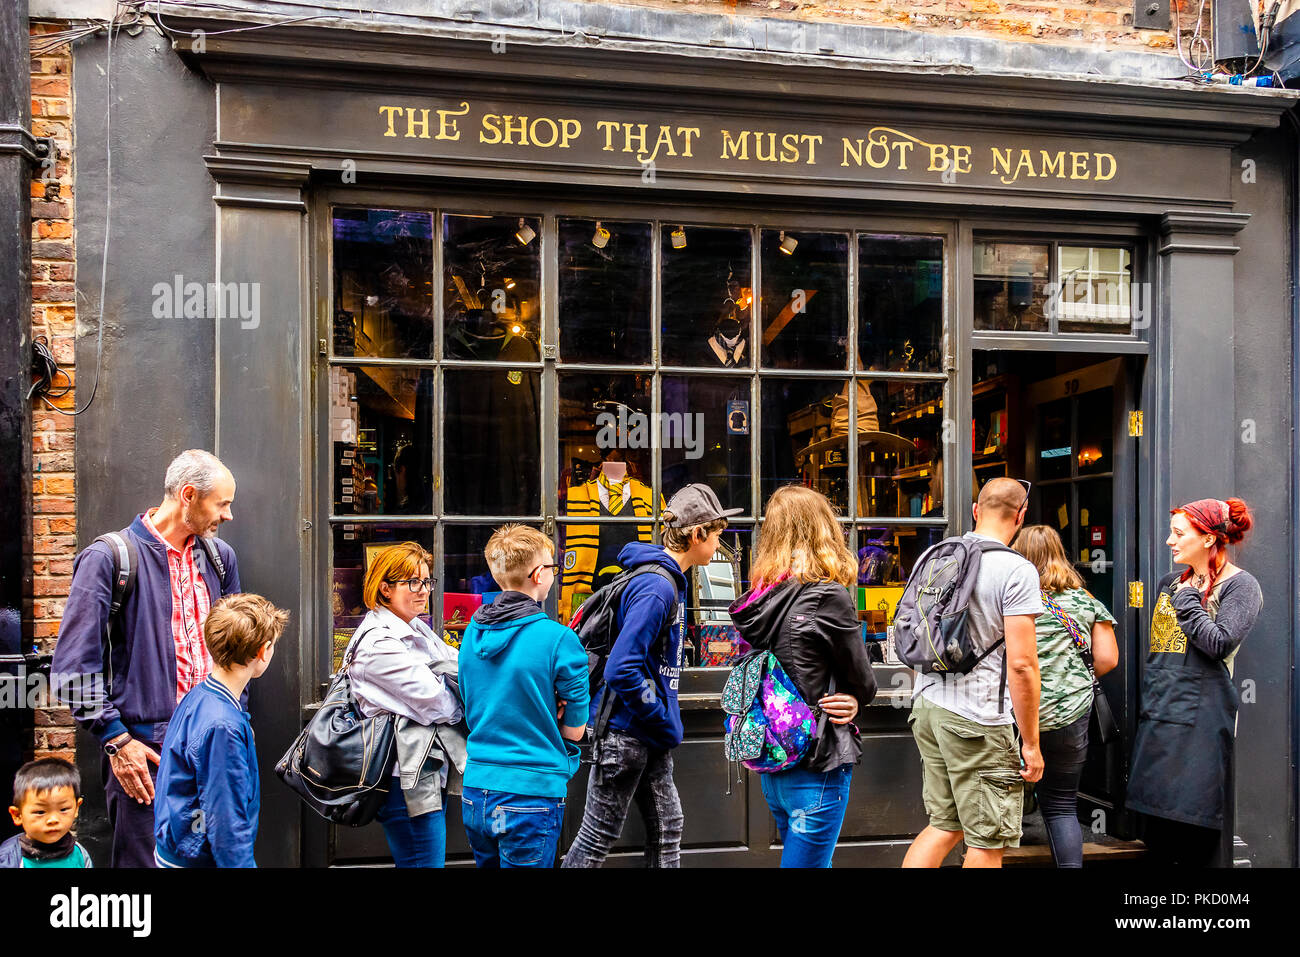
103, 734, 131, 757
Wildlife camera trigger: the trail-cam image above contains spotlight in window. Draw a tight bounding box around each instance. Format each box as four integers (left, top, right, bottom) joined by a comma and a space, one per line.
779, 230, 798, 256
514, 218, 536, 246
670, 226, 687, 250
504, 277, 517, 290
592, 221, 611, 249
511, 324, 522, 334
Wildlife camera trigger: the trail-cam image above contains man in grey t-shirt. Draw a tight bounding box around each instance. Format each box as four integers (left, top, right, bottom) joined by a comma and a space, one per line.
903, 477, 1045, 868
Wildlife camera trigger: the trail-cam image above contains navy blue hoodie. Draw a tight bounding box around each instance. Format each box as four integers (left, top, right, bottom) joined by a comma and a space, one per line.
598, 542, 688, 750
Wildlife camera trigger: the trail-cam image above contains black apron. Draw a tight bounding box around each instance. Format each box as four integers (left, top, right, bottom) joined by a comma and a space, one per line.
1126, 573, 1239, 830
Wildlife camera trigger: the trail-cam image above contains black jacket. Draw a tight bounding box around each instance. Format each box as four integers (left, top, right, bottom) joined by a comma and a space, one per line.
728, 580, 877, 772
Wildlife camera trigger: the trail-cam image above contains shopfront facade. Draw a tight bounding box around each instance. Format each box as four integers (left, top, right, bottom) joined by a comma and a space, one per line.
64, 6, 1299, 866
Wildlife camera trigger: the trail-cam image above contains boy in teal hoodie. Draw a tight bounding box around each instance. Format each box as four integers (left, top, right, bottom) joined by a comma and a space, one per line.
458, 524, 590, 868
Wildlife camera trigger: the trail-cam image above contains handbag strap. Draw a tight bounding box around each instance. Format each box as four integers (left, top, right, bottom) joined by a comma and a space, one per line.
1041, 589, 1101, 680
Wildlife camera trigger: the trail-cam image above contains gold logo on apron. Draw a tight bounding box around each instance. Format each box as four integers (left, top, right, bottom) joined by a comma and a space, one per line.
1148, 591, 1187, 654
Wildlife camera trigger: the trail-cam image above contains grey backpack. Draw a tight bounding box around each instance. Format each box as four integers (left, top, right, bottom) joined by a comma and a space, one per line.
892, 536, 1018, 710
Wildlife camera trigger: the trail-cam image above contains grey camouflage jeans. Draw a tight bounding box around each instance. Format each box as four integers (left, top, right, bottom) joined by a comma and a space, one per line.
561, 730, 684, 868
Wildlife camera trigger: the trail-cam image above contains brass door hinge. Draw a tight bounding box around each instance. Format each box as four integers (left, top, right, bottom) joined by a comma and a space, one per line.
1128, 581, 1145, 608
1128, 410, 1143, 437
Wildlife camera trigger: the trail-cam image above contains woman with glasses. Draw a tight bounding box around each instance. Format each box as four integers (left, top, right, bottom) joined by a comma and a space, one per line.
349, 541, 462, 867
1012, 525, 1118, 868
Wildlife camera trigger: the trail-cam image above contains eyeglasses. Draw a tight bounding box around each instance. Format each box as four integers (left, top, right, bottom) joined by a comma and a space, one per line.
529, 563, 562, 578
386, 577, 436, 593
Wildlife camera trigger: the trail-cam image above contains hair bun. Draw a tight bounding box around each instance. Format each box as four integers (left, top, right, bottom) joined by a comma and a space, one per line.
1225, 497, 1254, 543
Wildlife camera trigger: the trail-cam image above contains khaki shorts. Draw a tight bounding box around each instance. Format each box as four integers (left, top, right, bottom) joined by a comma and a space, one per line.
908, 695, 1024, 849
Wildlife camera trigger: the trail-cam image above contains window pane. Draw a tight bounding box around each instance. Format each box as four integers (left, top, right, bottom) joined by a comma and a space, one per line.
661, 225, 752, 368
558, 371, 654, 497
760, 229, 848, 370
760, 378, 850, 514
687, 526, 752, 668
856, 525, 947, 665
444, 368, 540, 515
330, 366, 433, 515
332, 208, 434, 359
1057, 245, 1133, 334
442, 524, 546, 648
1076, 388, 1114, 477
330, 524, 435, 669
443, 214, 542, 360
558, 520, 658, 625
974, 241, 1049, 332
662, 376, 752, 517
1036, 397, 1071, 482
858, 380, 946, 519
559, 219, 652, 364
858, 233, 944, 373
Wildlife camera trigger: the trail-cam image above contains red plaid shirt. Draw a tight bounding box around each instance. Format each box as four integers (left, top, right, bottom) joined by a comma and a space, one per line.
142, 509, 213, 703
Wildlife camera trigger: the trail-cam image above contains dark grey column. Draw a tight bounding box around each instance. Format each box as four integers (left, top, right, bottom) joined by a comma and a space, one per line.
1155, 208, 1251, 867
206, 155, 312, 867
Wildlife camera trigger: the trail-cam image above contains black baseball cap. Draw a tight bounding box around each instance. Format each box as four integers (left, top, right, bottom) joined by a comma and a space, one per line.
663, 484, 743, 527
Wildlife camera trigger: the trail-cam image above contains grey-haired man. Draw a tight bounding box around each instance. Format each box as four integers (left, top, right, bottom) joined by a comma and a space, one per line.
52, 450, 241, 867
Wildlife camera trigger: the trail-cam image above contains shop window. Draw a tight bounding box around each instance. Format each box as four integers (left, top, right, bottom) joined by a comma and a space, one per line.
441, 524, 529, 649
858, 233, 944, 373
855, 525, 944, 665
973, 240, 1050, 332
661, 375, 752, 516
684, 526, 752, 668
859, 380, 946, 519
558, 372, 654, 496
1057, 245, 1133, 334
330, 524, 436, 669
442, 214, 542, 361
660, 225, 752, 368
558, 219, 652, 364
760, 378, 853, 515
332, 208, 434, 360
759, 229, 848, 370
443, 368, 541, 515
329, 366, 434, 515
558, 519, 659, 625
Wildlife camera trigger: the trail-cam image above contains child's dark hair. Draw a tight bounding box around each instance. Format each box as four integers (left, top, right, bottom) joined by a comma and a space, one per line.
12, 757, 81, 806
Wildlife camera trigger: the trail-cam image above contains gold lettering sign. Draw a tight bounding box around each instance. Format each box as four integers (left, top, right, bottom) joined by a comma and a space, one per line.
374, 102, 1120, 186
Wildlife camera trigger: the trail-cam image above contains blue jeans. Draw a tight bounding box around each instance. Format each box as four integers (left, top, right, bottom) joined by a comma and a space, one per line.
759, 763, 853, 868
461, 787, 565, 868
375, 782, 446, 868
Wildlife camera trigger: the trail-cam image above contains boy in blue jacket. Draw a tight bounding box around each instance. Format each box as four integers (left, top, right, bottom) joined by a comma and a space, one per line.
459, 524, 590, 868
563, 484, 739, 868
153, 594, 287, 868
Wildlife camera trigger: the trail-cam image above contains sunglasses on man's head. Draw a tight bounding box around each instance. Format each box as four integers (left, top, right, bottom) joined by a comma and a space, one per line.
1016, 479, 1032, 511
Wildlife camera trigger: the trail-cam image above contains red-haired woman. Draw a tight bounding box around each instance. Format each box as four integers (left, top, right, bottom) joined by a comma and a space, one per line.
1127, 498, 1262, 866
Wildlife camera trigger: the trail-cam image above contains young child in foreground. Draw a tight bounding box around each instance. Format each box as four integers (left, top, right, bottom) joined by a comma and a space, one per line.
153, 593, 288, 868
2, 758, 92, 868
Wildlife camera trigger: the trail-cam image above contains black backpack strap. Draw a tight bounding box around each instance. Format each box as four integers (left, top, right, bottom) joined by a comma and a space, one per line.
194, 535, 230, 594
92, 530, 136, 699
972, 537, 1017, 714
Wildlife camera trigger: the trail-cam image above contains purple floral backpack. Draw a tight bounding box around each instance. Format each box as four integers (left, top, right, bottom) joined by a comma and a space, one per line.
722, 651, 817, 773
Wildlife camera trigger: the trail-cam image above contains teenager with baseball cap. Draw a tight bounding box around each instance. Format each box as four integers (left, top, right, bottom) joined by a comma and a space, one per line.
563, 484, 739, 867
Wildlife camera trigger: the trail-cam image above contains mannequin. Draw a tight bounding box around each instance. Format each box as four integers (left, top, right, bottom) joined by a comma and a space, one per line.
560, 451, 663, 624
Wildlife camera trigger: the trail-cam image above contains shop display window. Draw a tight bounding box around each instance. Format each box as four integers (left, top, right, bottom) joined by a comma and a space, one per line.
444, 368, 541, 515
330, 524, 436, 669
684, 526, 752, 668
660, 225, 752, 368
441, 524, 517, 650
1057, 245, 1133, 334
558, 218, 653, 364
442, 214, 542, 361
855, 525, 943, 665
558, 372, 654, 497
759, 229, 848, 370
329, 366, 434, 515
858, 233, 944, 373
761, 377, 945, 520
332, 208, 434, 360
661, 375, 753, 517
973, 240, 1050, 332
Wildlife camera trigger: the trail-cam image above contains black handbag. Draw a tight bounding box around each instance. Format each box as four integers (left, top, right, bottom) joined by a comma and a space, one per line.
1041, 591, 1122, 745
275, 625, 397, 826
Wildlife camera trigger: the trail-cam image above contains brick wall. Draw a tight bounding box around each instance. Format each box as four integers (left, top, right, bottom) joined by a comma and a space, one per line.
29, 21, 77, 762
600, 0, 1217, 54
